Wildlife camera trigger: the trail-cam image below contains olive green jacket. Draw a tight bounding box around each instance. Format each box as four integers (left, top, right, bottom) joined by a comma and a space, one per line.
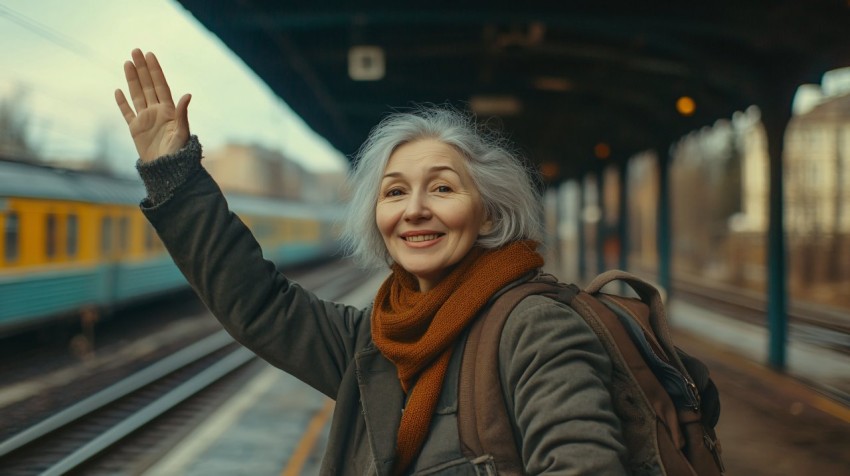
137, 138, 627, 475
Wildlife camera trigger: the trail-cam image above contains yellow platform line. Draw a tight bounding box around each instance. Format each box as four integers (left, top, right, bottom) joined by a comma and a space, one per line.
281, 398, 335, 476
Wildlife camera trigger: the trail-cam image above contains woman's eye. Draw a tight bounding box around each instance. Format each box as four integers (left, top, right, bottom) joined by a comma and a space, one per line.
385, 189, 403, 197
435, 185, 452, 193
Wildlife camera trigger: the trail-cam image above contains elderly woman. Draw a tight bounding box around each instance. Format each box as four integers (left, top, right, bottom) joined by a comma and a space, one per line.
115, 49, 627, 475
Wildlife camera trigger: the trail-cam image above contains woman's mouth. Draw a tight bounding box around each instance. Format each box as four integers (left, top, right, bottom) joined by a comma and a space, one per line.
404, 233, 442, 242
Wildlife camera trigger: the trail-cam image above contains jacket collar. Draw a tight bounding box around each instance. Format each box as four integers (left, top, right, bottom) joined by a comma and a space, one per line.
355, 344, 404, 476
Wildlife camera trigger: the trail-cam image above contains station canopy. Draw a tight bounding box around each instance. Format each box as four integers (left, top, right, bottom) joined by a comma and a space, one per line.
175, 1, 850, 180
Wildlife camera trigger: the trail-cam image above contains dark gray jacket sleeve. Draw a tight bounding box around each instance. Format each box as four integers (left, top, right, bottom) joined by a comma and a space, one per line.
136, 138, 367, 399
499, 295, 628, 475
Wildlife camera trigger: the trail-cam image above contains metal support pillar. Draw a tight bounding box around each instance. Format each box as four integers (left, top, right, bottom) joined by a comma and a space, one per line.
763, 109, 790, 370
618, 162, 629, 272
656, 146, 672, 297
596, 170, 606, 275
577, 176, 587, 282
553, 184, 563, 273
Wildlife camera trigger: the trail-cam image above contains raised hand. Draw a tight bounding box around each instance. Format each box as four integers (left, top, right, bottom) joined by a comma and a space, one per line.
115, 49, 191, 163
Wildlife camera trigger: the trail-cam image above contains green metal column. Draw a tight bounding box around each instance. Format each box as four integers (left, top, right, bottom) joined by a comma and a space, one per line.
577, 176, 587, 281
657, 146, 672, 296
553, 185, 563, 272
596, 170, 606, 275
763, 110, 790, 370
618, 162, 629, 272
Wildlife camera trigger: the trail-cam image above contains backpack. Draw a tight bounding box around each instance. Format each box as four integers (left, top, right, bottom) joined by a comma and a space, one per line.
457, 270, 724, 475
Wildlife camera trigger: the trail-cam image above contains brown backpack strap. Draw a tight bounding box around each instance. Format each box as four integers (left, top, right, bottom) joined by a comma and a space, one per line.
586, 269, 687, 372
458, 278, 568, 474
569, 291, 686, 450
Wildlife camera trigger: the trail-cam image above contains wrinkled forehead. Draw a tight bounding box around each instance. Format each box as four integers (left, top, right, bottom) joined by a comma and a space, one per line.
385, 138, 471, 171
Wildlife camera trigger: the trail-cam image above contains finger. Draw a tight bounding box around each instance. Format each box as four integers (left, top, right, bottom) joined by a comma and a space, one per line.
124, 60, 146, 113
146, 52, 175, 107
131, 48, 159, 106
175, 93, 192, 134
114, 89, 136, 125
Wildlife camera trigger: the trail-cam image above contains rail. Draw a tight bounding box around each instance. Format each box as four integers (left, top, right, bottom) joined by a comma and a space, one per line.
0, 259, 371, 474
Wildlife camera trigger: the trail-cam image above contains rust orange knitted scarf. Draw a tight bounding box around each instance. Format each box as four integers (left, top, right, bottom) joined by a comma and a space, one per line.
371, 240, 544, 475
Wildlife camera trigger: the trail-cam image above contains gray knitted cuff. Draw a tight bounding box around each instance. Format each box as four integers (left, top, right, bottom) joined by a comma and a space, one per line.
136, 135, 203, 206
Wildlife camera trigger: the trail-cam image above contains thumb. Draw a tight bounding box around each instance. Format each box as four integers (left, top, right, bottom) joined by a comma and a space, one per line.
176, 93, 192, 136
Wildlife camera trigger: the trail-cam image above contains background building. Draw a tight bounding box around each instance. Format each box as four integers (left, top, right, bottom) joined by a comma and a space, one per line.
203, 143, 347, 204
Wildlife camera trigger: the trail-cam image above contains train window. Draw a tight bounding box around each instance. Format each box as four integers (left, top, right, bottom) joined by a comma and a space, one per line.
118, 216, 129, 252
4, 212, 19, 262
45, 214, 58, 259
101, 216, 113, 255
66, 215, 78, 258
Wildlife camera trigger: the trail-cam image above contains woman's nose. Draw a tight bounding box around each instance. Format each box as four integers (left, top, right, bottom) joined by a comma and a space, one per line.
403, 192, 432, 221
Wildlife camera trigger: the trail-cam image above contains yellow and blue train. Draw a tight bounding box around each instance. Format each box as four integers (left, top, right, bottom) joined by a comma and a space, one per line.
0, 159, 341, 336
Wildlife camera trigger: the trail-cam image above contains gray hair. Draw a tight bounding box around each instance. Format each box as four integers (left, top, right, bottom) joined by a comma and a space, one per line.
341, 106, 544, 268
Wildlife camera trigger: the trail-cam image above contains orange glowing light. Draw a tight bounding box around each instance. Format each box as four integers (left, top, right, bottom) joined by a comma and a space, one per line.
540, 162, 560, 179
594, 142, 611, 159
676, 96, 696, 116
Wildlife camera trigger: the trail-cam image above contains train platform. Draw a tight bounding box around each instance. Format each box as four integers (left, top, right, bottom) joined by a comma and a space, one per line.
141, 272, 850, 476
668, 300, 850, 475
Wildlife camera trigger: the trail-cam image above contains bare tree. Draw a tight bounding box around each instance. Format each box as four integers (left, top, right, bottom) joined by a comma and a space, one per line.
0, 85, 37, 161
91, 120, 114, 173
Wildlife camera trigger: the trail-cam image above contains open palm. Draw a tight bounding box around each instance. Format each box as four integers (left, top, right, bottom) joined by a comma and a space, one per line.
115, 49, 191, 163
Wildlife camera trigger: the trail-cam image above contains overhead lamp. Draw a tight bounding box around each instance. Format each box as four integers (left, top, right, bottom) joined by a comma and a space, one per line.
594, 142, 611, 159
540, 161, 559, 180
533, 77, 573, 92
469, 95, 522, 116
676, 96, 696, 116
348, 46, 385, 81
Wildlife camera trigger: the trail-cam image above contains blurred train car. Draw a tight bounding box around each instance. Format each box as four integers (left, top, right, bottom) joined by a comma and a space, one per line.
0, 159, 341, 337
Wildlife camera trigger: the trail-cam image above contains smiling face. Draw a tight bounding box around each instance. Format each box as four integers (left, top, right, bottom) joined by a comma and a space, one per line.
376, 139, 491, 292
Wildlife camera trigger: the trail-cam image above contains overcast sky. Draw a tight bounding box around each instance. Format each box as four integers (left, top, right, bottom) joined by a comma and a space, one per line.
0, 0, 349, 175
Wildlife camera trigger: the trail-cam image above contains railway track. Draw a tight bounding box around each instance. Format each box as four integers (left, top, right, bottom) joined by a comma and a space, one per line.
668, 273, 850, 409
0, 259, 369, 475
0, 332, 251, 475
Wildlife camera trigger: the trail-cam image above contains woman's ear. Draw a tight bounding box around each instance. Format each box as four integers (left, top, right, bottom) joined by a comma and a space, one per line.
479, 216, 494, 235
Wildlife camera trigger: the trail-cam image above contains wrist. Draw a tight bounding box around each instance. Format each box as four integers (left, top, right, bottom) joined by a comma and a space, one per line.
136, 135, 203, 205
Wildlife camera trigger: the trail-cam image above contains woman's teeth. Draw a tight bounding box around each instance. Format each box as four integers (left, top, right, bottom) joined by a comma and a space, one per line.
406, 234, 439, 242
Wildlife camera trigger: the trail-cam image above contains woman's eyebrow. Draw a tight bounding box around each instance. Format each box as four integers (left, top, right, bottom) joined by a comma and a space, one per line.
381, 164, 459, 180
428, 165, 458, 175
